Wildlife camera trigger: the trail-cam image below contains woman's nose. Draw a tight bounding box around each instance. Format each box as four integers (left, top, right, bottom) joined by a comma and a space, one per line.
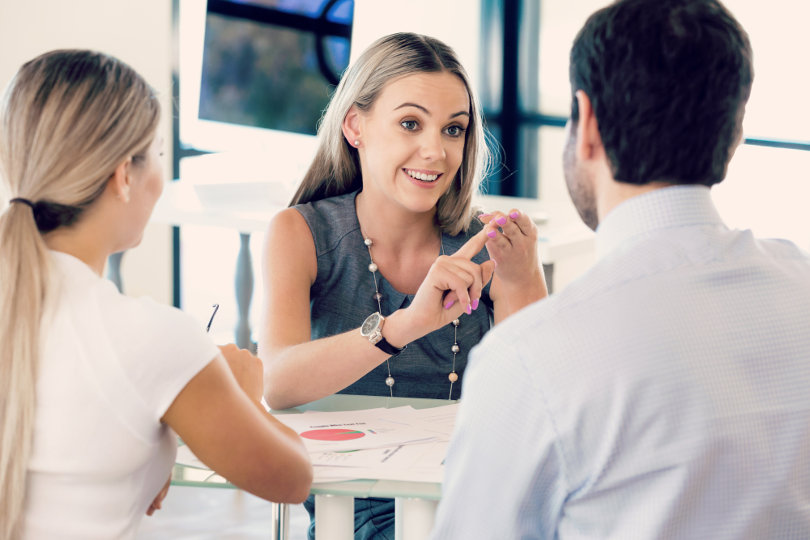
419, 130, 446, 161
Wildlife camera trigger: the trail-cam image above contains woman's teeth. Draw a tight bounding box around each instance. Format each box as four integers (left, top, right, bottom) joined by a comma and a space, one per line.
406, 170, 439, 182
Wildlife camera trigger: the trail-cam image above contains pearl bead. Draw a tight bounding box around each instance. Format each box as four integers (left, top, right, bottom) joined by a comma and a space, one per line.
448, 372, 458, 382
364, 238, 373, 246
451, 344, 460, 354
385, 376, 395, 387
452, 319, 460, 327
368, 262, 378, 273
373, 292, 383, 301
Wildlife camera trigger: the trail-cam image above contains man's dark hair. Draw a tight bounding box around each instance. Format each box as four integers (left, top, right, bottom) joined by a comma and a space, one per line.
569, 0, 753, 186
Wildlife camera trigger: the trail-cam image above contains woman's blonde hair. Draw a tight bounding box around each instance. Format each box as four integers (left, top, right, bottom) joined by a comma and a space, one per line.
0, 49, 159, 539
290, 32, 490, 236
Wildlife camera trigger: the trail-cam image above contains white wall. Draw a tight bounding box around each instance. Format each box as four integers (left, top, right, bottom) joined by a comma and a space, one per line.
0, 0, 174, 304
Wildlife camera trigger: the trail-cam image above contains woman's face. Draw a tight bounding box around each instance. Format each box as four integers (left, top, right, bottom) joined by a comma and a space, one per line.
353, 71, 470, 215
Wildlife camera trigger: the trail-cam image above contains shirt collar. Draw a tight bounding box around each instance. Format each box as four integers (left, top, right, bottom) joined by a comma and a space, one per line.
595, 185, 725, 261
49, 249, 101, 282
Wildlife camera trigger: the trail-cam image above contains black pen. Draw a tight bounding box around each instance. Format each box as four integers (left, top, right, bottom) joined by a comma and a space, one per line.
206, 304, 219, 333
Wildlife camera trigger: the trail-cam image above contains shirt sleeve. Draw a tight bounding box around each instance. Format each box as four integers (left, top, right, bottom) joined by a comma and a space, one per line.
103, 294, 220, 422
430, 328, 569, 540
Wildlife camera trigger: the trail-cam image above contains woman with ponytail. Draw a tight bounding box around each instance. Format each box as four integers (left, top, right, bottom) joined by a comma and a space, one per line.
0, 50, 312, 540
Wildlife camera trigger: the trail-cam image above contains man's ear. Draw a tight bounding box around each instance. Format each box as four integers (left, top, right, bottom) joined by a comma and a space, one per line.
341, 105, 362, 148
109, 157, 133, 203
574, 90, 604, 162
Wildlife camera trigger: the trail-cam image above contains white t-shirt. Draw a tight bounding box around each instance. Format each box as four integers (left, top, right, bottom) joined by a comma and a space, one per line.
23, 251, 219, 539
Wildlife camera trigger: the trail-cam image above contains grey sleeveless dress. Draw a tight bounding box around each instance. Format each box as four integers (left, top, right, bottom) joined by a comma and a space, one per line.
294, 190, 493, 401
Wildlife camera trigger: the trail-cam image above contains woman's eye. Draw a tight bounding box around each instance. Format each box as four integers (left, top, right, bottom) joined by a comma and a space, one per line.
445, 125, 466, 137
401, 120, 418, 131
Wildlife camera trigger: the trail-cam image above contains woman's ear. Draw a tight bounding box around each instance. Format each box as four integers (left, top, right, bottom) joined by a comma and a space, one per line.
342, 105, 362, 148
109, 157, 133, 203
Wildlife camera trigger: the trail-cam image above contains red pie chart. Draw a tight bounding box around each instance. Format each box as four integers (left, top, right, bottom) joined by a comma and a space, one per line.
300, 428, 366, 442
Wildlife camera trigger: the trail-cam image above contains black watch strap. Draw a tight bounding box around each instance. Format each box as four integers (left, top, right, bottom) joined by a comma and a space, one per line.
375, 337, 405, 356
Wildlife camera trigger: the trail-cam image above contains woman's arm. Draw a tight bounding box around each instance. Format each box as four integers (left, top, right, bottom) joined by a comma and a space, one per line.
258, 208, 396, 409
483, 209, 548, 323
161, 351, 313, 504
258, 209, 496, 410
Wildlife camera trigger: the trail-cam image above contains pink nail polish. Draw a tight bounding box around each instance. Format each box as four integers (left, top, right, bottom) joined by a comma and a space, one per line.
487, 230, 497, 238
510, 211, 519, 219
465, 304, 472, 315
444, 299, 456, 309
478, 213, 492, 220
496, 216, 507, 225
472, 298, 479, 310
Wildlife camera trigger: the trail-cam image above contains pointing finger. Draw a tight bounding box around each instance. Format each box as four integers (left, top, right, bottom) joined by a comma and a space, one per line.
454, 222, 497, 261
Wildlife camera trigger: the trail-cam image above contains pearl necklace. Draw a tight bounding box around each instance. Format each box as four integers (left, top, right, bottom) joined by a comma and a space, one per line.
363, 234, 460, 400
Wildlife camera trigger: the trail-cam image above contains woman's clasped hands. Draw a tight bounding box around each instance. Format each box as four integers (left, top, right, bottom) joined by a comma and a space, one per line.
479, 209, 541, 281
389, 208, 544, 342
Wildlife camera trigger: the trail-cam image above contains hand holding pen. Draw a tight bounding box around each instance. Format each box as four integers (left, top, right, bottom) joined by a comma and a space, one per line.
207, 303, 264, 403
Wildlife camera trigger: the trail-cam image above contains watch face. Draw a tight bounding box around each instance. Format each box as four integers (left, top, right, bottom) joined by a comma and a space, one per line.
361, 312, 382, 336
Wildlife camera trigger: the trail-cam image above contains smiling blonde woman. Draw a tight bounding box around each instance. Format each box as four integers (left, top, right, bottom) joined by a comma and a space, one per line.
259, 32, 548, 540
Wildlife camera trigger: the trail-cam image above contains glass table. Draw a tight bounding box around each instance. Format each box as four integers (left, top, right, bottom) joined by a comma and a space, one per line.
173, 394, 454, 540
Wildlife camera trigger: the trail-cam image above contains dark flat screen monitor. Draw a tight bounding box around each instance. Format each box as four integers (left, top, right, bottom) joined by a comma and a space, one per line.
180, 0, 354, 151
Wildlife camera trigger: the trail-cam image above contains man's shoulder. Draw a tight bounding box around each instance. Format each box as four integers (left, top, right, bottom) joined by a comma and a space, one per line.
753, 234, 810, 261
475, 245, 676, 364
480, 271, 607, 350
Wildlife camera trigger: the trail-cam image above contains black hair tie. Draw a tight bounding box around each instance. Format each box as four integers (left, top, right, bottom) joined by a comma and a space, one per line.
9, 197, 84, 233
9, 197, 36, 210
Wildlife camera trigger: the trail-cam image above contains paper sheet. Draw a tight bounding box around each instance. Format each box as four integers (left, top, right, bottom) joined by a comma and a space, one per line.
273, 407, 440, 452
175, 404, 459, 485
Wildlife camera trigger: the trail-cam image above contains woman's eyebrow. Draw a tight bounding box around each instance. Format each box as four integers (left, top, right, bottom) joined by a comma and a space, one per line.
394, 102, 429, 114
394, 102, 470, 120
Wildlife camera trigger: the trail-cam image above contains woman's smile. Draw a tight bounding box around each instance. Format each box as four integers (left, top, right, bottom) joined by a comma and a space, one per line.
403, 168, 442, 185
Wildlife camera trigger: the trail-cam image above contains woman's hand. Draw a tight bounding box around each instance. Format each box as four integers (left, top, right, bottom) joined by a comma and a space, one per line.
219, 344, 264, 403
385, 226, 497, 345
478, 209, 548, 319
479, 210, 540, 284
146, 475, 171, 516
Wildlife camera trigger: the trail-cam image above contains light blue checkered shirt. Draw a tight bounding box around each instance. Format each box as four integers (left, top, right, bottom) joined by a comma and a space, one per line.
432, 185, 810, 539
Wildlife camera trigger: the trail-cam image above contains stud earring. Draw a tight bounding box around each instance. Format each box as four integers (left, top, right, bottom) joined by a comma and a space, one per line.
354, 139, 360, 147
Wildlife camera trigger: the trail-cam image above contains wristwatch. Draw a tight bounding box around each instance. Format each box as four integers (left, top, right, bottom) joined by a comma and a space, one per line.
361, 312, 405, 356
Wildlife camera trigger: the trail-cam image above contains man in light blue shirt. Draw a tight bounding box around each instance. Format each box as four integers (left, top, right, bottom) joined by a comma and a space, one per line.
431, 0, 810, 538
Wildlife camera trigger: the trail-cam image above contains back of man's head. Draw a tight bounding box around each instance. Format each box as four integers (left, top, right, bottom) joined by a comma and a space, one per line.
569, 0, 753, 187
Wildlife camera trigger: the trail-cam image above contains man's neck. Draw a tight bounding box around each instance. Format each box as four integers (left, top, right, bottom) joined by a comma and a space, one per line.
597, 179, 675, 225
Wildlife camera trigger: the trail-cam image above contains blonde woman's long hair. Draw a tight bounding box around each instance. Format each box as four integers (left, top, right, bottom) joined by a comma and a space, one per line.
290, 32, 490, 236
0, 50, 160, 539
